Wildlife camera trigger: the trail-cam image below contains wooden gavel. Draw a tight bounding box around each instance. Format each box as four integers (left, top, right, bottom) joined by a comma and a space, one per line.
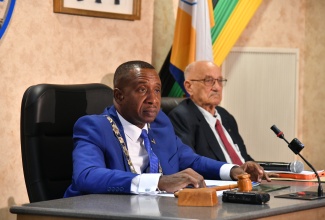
174, 184, 238, 198
176, 174, 252, 207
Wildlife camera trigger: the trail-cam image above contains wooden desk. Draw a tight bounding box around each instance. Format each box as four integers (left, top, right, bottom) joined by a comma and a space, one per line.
10, 181, 325, 220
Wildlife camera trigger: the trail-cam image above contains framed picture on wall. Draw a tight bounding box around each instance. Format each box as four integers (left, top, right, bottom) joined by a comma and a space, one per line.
53, 0, 141, 21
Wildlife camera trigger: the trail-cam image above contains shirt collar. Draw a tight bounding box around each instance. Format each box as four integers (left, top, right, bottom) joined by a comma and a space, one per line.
116, 111, 148, 142
195, 103, 222, 124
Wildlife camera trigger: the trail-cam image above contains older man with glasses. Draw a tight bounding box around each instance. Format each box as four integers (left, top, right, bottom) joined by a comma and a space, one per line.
169, 60, 253, 165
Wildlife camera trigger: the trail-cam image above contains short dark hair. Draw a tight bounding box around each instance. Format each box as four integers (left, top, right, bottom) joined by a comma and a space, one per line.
113, 61, 155, 88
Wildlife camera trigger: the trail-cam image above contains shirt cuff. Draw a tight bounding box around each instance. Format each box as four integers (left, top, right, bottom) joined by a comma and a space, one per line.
220, 164, 237, 180
130, 173, 162, 194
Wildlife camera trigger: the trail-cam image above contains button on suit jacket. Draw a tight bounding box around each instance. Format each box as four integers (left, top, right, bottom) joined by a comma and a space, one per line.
64, 105, 227, 198
168, 99, 253, 163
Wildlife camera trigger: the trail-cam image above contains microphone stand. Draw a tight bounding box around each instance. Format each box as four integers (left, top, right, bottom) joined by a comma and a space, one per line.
271, 125, 325, 200
298, 153, 323, 197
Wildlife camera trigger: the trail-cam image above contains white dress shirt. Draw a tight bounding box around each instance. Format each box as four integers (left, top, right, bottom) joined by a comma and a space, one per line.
116, 112, 161, 194
195, 104, 245, 164
116, 111, 234, 194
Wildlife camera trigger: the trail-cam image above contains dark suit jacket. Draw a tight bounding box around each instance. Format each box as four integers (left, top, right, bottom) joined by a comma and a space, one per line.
64, 105, 227, 198
168, 99, 254, 162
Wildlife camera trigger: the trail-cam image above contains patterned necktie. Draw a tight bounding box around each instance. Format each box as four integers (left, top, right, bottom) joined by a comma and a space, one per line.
140, 129, 159, 173
215, 119, 243, 165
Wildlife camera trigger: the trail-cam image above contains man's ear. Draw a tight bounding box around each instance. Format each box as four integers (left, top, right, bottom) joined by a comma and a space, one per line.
114, 88, 124, 104
184, 80, 193, 95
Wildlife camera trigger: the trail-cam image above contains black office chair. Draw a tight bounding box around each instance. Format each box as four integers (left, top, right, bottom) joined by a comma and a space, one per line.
21, 83, 113, 203
160, 97, 185, 115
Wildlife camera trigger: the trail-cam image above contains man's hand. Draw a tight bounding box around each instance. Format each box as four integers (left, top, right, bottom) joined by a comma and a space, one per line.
157, 168, 206, 193
230, 161, 278, 182
241, 161, 266, 182
264, 172, 280, 179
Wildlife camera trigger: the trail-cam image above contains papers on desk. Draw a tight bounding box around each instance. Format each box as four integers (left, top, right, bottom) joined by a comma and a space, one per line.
266, 170, 325, 182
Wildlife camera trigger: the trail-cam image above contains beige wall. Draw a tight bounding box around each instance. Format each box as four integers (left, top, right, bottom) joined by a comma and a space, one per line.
1, 0, 325, 219
235, 0, 325, 170
235, 1, 306, 157
152, 0, 177, 71
236, 0, 306, 138
304, 0, 325, 170
0, 0, 154, 219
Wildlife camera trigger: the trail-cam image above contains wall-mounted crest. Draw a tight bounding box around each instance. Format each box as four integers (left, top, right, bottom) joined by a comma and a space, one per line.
0, 0, 16, 40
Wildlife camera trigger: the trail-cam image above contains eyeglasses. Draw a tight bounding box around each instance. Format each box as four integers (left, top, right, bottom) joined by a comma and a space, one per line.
189, 77, 227, 87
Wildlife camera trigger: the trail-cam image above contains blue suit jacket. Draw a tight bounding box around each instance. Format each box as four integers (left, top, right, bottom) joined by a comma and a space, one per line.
64, 106, 227, 197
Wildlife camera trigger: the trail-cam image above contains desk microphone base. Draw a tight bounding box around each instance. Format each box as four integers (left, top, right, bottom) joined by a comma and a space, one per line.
275, 191, 325, 200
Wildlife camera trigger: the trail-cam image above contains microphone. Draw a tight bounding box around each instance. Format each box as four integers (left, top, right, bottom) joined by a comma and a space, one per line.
270, 125, 284, 139
270, 125, 324, 199
256, 161, 304, 173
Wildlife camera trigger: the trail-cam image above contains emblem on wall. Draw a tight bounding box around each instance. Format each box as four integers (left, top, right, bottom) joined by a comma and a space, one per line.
0, 0, 16, 40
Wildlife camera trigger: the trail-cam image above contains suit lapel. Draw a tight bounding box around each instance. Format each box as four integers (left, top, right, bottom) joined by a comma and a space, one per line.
187, 100, 227, 162
106, 106, 133, 172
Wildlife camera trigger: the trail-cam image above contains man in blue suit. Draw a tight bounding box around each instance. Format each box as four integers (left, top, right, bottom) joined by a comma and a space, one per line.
64, 60, 269, 198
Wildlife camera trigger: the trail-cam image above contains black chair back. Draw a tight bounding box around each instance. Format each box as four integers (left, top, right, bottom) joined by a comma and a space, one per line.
21, 83, 113, 202
160, 97, 185, 115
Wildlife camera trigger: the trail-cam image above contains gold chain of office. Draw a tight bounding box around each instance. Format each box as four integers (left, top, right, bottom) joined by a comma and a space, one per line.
106, 116, 162, 174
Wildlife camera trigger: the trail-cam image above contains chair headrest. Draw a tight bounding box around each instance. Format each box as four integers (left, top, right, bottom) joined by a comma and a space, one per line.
160, 97, 185, 115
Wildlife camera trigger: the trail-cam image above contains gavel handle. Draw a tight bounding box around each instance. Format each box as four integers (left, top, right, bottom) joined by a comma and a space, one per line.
209, 184, 238, 191
174, 184, 238, 198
